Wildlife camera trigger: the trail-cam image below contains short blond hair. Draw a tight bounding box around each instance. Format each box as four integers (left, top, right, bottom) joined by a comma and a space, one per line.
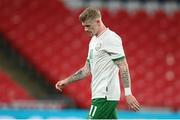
79, 7, 101, 22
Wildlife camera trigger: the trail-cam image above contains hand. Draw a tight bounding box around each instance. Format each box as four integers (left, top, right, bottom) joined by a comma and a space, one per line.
125, 95, 140, 111
55, 79, 68, 92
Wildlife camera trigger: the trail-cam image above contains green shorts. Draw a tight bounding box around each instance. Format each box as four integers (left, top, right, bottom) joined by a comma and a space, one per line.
88, 98, 118, 119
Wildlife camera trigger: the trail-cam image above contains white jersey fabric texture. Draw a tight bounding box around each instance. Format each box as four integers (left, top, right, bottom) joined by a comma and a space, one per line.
87, 28, 125, 101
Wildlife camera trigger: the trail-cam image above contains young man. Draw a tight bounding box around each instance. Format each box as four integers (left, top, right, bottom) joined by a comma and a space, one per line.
56, 7, 140, 119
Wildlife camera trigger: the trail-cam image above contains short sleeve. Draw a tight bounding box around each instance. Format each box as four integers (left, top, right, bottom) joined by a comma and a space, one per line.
87, 47, 90, 60
87, 38, 94, 60
102, 35, 125, 60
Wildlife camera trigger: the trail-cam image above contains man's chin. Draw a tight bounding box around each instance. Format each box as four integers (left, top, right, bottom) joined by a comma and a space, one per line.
87, 33, 93, 37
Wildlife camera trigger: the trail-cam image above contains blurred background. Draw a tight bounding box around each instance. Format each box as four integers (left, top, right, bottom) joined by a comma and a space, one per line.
0, 0, 180, 119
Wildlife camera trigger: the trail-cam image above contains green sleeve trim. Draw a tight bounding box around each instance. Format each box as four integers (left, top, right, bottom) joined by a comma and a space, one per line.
87, 59, 90, 63
87, 59, 91, 69
112, 56, 125, 62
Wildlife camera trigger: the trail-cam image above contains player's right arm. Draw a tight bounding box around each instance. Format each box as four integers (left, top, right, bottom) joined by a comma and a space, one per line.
55, 60, 91, 92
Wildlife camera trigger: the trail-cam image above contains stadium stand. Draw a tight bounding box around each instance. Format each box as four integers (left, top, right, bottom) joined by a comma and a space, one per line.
0, 0, 179, 110
0, 71, 33, 103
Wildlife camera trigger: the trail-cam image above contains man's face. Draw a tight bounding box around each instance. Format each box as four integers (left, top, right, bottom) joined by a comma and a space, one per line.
81, 19, 99, 37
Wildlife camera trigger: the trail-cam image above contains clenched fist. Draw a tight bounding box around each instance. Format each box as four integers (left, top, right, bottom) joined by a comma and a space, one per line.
55, 79, 68, 92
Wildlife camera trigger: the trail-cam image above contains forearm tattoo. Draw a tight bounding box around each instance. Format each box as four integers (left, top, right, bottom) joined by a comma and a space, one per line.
68, 63, 90, 83
114, 58, 131, 88
121, 65, 131, 88
69, 70, 87, 82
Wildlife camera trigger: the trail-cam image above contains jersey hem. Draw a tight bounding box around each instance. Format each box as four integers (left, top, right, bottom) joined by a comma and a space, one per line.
92, 96, 120, 101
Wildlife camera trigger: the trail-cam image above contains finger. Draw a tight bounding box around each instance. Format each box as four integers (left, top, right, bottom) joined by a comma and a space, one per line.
128, 101, 139, 108
130, 98, 140, 107
56, 84, 61, 90
55, 82, 60, 89
132, 107, 139, 112
129, 104, 139, 112
130, 103, 140, 111
134, 106, 140, 111
134, 101, 141, 109
132, 101, 140, 109
55, 84, 62, 91
56, 82, 63, 89
57, 87, 63, 92
55, 84, 58, 89
133, 105, 140, 111
128, 105, 138, 112
131, 97, 140, 106
58, 88, 63, 92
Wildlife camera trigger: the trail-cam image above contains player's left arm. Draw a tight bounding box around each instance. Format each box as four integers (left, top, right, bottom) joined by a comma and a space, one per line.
113, 57, 140, 111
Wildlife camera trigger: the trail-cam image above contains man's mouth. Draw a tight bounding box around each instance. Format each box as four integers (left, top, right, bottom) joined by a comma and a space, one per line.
87, 31, 92, 36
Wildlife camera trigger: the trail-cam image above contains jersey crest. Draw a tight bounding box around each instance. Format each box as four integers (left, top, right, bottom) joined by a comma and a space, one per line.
95, 43, 101, 51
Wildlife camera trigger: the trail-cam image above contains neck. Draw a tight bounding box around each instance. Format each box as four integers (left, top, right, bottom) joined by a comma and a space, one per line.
95, 24, 107, 37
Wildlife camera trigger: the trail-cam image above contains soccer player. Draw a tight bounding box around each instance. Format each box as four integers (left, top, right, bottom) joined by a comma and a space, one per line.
56, 7, 140, 119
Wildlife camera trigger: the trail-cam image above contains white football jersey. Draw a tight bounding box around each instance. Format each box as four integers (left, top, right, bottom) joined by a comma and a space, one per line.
87, 28, 125, 100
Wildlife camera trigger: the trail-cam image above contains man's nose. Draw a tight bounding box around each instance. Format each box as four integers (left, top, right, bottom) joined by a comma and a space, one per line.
84, 27, 88, 32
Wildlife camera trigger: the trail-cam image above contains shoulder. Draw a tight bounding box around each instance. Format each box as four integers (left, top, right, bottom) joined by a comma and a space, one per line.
89, 36, 96, 46
109, 29, 122, 41
104, 29, 122, 44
